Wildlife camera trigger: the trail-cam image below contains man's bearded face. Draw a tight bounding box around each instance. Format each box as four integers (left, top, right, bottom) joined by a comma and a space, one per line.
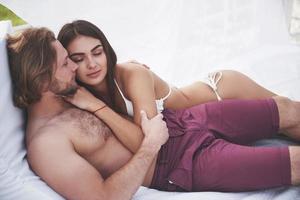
49, 77, 78, 96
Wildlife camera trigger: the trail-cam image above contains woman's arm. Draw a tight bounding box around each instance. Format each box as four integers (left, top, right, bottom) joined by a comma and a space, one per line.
121, 64, 159, 126
63, 87, 143, 153
94, 104, 143, 153
63, 63, 161, 152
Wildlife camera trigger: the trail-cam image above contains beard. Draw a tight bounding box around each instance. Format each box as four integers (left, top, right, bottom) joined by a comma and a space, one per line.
49, 77, 79, 96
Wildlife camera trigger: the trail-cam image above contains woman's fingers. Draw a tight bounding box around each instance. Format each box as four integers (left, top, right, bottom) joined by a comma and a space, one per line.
61, 95, 73, 103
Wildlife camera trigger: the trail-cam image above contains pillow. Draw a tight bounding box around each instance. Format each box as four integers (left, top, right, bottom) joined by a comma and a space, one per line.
0, 20, 64, 200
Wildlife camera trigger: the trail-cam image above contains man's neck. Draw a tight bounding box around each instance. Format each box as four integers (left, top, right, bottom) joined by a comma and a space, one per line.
28, 91, 72, 121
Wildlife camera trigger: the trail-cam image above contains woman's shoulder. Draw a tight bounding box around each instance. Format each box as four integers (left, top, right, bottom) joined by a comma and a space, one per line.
117, 62, 149, 72
116, 62, 152, 80
115, 62, 155, 95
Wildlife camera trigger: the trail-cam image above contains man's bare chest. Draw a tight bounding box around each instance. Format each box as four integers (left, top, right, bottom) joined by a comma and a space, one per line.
56, 109, 112, 155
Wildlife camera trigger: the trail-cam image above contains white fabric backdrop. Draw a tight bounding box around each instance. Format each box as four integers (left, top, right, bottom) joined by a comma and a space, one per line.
1, 0, 300, 200
0, 21, 64, 200
1, 0, 300, 92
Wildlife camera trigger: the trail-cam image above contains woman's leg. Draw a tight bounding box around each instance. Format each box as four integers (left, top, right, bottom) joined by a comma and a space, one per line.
179, 70, 277, 107
216, 70, 277, 99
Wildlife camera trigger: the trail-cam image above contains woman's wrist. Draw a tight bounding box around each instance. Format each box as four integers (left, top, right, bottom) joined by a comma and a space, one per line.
87, 99, 106, 113
92, 104, 107, 114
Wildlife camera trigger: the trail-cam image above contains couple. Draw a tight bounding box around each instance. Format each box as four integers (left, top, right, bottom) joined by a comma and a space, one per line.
7, 20, 300, 200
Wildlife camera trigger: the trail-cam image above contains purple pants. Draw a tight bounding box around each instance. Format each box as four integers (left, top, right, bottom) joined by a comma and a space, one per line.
150, 99, 291, 192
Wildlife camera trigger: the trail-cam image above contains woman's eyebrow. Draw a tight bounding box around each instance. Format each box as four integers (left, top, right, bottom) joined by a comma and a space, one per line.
69, 52, 84, 57
69, 44, 103, 57
91, 44, 103, 51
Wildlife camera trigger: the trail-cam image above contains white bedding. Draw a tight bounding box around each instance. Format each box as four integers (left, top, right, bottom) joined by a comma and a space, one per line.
0, 0, 300, 199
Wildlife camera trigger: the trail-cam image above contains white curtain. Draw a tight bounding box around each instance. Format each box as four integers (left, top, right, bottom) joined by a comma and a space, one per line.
1, 1, 300, 199
1, 0, 299, 96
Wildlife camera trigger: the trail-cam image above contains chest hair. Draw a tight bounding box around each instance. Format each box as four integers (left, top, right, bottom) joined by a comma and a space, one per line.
59, 109, 112, 139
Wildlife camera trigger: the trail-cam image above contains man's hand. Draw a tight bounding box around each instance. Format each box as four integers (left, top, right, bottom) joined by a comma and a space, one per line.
140, 110, 169, 150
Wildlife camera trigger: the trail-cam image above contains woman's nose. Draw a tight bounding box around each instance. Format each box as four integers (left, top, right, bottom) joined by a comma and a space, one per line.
87, 56, 97, 69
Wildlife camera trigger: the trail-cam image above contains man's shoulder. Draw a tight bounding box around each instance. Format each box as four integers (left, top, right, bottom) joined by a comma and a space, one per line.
27, 109, 82, 150
27, 107, 109, 156
26, 120, 78, 176
27, 122, 71, 152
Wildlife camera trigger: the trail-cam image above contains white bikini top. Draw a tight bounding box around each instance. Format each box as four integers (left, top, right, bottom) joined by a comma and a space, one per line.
114, 79, 172, 117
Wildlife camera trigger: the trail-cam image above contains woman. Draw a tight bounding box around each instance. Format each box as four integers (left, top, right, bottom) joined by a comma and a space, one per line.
58, 20, 276, 126
57, 20, 298, 192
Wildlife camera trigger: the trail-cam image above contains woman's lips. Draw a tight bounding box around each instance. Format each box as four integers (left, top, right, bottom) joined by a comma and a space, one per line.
87, 69, 101, 78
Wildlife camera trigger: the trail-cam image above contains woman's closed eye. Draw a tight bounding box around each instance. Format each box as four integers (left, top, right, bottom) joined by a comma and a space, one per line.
70, 56, 83, 63
93, 50, 103, 56
69, 49, 102, 63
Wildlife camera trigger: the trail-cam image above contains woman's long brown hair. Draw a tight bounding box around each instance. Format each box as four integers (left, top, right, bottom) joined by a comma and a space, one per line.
58, 20, 117, 110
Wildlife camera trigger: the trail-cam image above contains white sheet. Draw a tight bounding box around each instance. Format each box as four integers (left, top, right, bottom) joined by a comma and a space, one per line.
0, 21, 65, 200
0, 0, 300, 199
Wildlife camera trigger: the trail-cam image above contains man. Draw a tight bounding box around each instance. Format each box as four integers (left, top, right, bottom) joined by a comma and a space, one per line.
7, 27, 300, 199
7, 27, 168, 200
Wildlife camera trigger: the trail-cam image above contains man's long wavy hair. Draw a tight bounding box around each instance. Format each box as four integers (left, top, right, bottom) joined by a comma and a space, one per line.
57, 20, 117, 110
7, 27, 56, 108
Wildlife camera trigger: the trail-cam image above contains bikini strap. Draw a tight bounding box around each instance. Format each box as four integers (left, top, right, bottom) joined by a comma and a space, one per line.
207, 71, 222, 101
160, 84, 172, 101
114, 79, 127, 100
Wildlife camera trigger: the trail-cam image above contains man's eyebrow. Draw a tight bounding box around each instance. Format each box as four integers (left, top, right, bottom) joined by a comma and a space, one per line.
69, 44, 103, 57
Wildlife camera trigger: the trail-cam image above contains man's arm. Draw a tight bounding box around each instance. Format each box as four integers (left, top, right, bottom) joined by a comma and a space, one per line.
27, 112, 168, 200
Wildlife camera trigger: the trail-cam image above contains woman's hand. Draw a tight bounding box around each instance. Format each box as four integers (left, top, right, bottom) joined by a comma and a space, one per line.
62, 86, 105, 113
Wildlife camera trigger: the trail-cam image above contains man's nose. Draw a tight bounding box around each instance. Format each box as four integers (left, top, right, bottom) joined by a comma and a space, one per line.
70, 60, 79, 72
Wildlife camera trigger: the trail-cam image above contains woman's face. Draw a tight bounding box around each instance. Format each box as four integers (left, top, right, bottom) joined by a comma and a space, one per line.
67, 35, 107, 86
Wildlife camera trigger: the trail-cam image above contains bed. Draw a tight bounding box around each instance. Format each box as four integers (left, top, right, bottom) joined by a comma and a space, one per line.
0, 0, 300, 199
